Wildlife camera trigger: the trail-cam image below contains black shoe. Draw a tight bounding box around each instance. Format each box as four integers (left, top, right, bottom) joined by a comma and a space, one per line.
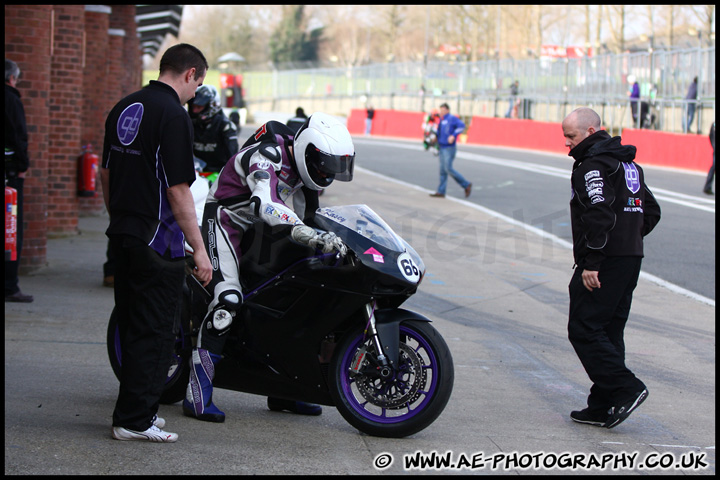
267, 397, 322, 416
605, 388, 648, 429
570, 408, 608, 427
703, 188, 713, 195
5, 290, 33, 303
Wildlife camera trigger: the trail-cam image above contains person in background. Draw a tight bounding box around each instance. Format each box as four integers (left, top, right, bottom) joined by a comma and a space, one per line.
422, 109, 441, 152
505, 80, 519, 118
703, 122, 715, 195
188, 85, 239, 173
5, 58, 33, 303
102, 43, 213, 443
561, 107, 661, 429
429, 103, 472, 199
287, 106, 309, 134
365, 105, 375, 135
628, 76, 640, 126
683, 76, 698, 134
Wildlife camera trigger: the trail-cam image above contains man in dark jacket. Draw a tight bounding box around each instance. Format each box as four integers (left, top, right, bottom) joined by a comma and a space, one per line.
188, 85, 238, 173
561, 107, 661, 429
5, 58, 33, 303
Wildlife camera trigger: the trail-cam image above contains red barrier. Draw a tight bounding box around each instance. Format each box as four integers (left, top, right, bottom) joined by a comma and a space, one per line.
465, 117, 567, 154
347, 109, 424, 138
621, 129, 713, 172
347, 109, 713, 172
347, 109, 366, 135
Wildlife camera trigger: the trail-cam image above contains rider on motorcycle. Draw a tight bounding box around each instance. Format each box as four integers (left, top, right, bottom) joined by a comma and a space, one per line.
423, 109, 441, 151
188, 85, 239, 173
184, 112, 356, 422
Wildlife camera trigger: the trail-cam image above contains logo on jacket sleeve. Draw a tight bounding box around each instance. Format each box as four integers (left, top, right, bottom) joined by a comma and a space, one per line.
622, 162, 641, 194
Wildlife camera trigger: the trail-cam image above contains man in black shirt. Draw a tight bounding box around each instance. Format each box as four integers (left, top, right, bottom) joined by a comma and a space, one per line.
101, 43, 212, 443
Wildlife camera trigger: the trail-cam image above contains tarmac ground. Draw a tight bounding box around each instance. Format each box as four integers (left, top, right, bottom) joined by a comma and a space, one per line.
5, 167, 715, 475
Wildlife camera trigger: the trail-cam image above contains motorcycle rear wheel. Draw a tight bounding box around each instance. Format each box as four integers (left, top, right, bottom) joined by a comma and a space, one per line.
329, 320, 454, 438
106, 306, 191, 405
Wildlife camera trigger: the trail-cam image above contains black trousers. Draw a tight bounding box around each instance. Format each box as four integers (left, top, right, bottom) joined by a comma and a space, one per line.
110, 235, 186, 431
568, 256, 646, 413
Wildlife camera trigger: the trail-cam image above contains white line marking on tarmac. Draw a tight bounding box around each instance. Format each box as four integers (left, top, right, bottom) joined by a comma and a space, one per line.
356, 166, 715, 307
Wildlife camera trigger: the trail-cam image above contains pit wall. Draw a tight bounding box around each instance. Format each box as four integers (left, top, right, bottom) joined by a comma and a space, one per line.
347, 109, 713, 173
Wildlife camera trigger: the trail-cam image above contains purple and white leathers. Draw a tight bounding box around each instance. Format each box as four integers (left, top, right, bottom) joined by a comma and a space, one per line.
183, 113, 355, 422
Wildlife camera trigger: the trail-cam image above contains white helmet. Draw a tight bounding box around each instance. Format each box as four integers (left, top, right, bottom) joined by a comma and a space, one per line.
292, 112, 355, 191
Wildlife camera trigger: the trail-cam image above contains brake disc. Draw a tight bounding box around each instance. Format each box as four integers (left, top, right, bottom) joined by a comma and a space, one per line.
354, 342, 427, 409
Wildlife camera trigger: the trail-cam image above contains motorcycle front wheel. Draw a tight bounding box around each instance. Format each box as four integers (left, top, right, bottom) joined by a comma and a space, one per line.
106, 305, 191, 405
329, 319, 454, 438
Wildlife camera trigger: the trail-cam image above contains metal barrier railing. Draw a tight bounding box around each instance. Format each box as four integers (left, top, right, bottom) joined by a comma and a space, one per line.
240, 46, 715, 136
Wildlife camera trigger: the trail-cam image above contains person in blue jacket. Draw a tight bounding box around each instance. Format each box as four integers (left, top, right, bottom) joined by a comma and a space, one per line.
429, 103, 472, 198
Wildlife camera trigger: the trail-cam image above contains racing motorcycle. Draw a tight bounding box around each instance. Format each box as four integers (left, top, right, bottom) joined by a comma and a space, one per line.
107, 204, 454, 438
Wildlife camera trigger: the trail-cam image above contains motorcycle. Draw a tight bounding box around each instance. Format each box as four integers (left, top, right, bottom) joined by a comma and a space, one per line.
423, 125, 439, 155
107, 204, 454, 438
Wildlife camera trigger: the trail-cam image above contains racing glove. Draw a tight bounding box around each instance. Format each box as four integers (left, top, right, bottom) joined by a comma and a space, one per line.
291, 225, 347, 256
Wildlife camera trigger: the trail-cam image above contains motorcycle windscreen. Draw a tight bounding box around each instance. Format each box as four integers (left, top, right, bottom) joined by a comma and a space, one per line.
316, 204, 405, 253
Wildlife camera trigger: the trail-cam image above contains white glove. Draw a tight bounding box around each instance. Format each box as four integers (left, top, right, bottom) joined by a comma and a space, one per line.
291, 225, 347, 256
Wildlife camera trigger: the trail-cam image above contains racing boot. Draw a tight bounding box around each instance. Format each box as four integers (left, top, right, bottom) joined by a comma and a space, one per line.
267, 397, 323, 416
183, 348, 225, 423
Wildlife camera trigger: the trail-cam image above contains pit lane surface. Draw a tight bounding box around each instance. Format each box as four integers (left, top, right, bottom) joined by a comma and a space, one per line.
4, 136, 714, 475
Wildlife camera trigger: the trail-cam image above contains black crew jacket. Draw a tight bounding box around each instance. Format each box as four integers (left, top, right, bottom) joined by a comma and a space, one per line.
569, 130, 661, 271
192, 110, 239, 172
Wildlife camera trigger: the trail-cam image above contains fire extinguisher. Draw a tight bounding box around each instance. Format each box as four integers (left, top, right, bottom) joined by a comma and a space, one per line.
78, 144, 99, 197
5, 182, 18, 262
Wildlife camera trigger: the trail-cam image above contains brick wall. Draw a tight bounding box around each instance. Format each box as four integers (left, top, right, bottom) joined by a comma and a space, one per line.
48, 4, 84, 234
79, 5, 111, 215
4, 5, 52, 270
5, 5, 143, 272
110, 5, 143, 97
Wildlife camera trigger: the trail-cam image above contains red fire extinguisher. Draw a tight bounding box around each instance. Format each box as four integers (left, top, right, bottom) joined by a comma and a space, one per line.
5, 183, 18, 262
78, 144, 99, 197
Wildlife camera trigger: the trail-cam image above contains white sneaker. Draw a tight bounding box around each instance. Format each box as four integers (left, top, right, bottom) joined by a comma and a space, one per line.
152, 414, 165, 429
112, 425, 178, 443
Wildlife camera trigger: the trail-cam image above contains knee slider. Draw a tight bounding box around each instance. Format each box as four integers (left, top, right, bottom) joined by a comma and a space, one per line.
207, 289, 242, 333
209, 307, 233, 332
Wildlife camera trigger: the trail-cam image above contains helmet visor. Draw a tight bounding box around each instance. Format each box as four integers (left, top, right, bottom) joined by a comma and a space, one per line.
310, 147, 355, 183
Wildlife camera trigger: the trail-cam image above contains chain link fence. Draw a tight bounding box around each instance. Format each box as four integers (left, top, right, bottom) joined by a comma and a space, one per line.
240, 46, 715, 136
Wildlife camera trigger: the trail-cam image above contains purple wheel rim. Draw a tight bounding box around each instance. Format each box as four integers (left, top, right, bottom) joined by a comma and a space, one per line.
339, 325, 438, 424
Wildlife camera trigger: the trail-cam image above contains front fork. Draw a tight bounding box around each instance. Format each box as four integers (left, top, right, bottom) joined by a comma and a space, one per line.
362, 301, 399, 371
356, 304, 434, 373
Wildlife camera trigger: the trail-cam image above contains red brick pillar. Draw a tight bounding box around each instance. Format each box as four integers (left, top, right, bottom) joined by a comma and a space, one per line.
4, 5, 52, 271
80, 5, 111, 215
110, 5, 143, 97
47, 4, 85, 234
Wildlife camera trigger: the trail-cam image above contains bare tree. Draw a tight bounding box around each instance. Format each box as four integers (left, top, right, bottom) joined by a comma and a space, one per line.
456, 5, 493, 61
315, 5, 376, 67
605, 5, 627, 52
378, 5, 404, 62
688, 5, 716, 46
596, 5, 603, 51
178, 5, 272, 67
172, 4, 714, 68
502, 5, 538, 58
